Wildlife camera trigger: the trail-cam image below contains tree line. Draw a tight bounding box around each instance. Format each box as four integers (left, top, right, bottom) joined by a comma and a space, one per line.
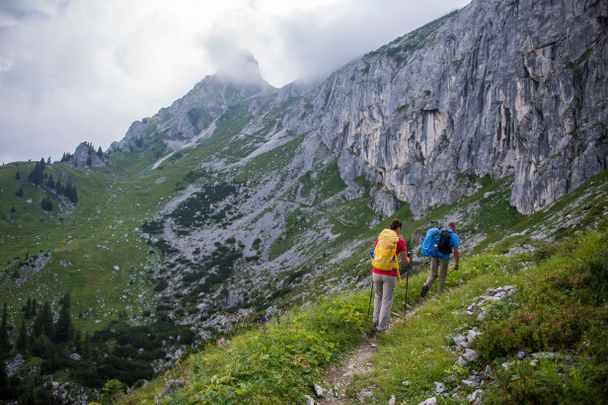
22, 158, 79, 211
0, 294, 195, 403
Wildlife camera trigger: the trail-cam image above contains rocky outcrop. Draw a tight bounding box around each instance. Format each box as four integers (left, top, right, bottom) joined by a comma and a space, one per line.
111, 0, 606, 218
281, 0, 608, 217
66, 142, 107, 168
110, 51, 273, 154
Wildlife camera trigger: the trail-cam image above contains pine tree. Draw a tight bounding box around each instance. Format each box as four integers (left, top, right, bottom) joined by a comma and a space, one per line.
33, 301, 53, 339
0, 303, 12, 359
81, 332, 91, 359
40, 197, 53, 212
31, 298, 38, 317
14, 170, 20, 180
97, 147, 103, 158
54, 293, 72, 343
0, 362, 9, 400
22, 298, 32, 319
55, 180, 64, 195
28, 159, 45, 186
64, 181, 78, 203
46, 175, 55, 189
15, 188, 23, 197
16, 319, 27, 353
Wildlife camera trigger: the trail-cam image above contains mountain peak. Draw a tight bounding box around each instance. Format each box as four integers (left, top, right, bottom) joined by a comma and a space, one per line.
215, 50, 267, 86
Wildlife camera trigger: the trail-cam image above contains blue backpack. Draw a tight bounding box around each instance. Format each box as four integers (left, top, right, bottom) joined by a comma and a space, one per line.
421, 227, 441, 257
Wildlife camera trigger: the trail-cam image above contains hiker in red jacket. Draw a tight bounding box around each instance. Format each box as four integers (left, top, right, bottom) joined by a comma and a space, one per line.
371, 219, 410, 333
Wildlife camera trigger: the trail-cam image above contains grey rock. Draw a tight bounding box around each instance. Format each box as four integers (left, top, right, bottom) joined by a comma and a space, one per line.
5, 354, 23, 377
453, 334, 468, 349
313, 383, 324, 398
467, 389, 484, 403
304, 395, 315, 405
455, 356, 468, 366
417, 397, 437, 405
164, 379, 185, 394
388, 394, 397, 405
434, 381, 446, 394
466, 329, 480, 343
67, 142, 108, 168
481, 365, 493, 379
532, 352, 558, 359
463, 349, 479, 363
357, 389, 374, 402
517, 351, 529, 360
462, 374, 482, 388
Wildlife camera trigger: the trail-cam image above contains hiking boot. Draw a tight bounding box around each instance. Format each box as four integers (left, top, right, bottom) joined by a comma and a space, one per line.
420, 285, 429, 298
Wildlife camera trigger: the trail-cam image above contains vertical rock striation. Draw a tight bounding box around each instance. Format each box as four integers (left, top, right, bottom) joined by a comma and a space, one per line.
283, 0, 608, 217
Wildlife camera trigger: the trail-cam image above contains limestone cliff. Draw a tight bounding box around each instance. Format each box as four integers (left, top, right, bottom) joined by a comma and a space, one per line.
283, 0, 607, 217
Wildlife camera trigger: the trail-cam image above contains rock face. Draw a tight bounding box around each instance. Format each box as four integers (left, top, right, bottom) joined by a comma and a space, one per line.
110, 51, 272, 154
113, 0, 607, 218
106, 0, 606, 335
280, 0, 608, 217
68, 142, 107, 168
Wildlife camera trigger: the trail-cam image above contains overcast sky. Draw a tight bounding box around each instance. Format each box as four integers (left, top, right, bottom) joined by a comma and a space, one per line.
0, 0, 470, 164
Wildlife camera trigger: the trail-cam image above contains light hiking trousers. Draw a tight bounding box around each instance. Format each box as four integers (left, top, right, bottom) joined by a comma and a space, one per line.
372, 273, 396, 331
423, 257, 449, 293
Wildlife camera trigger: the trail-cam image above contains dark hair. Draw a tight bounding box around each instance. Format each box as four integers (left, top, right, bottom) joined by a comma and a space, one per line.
389, 219, 402, 230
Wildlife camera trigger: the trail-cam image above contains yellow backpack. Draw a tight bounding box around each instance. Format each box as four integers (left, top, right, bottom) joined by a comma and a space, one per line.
372, 229, 400, 271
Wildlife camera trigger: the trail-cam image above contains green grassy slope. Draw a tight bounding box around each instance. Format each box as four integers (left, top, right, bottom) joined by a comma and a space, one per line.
121, 171, 608, 404
0, 92, 312, 336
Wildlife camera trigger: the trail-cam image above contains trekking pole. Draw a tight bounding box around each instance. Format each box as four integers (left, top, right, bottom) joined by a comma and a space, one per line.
367, 277, 375, 335
404, 268, 409, 316
367, 277, 374, 319
404, 253, 411, 316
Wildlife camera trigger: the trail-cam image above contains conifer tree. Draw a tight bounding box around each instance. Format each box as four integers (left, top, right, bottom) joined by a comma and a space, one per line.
97, 146, 103, 158
16, 319, 27, 353
15, 188, 23, 197
22, 298, 32, 319
28, 159, 45, 186
55, 180, 64, 195
0, 363, 9, 400
33, 301, 53, 339
46, 175, 55, 189
54, 293, 72, 343
31, 298, 38, 317
40, 197, 53, 211
0, 303, 11, 359
14, 170, 20, 180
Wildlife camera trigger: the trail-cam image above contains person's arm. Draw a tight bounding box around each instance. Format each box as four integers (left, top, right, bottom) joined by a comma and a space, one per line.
398, 238, 410, 266
453, 248, 460, 269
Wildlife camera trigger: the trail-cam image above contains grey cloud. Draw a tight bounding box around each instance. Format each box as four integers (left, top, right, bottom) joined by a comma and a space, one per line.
273, 0, 469, 83
0, 0, 469, 164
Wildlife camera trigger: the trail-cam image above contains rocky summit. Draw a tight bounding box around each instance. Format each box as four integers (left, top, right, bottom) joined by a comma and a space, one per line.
99, 0, 607, 334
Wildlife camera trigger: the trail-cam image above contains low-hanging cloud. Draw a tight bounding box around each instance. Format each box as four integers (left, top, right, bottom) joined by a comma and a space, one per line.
0, 0, 469, 164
